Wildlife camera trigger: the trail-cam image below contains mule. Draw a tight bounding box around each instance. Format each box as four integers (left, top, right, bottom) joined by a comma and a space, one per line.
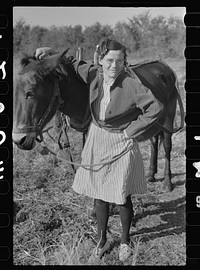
13, 50, 184, 192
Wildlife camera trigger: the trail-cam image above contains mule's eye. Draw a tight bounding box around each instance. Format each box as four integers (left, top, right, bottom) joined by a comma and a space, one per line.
26, 91, 34, 99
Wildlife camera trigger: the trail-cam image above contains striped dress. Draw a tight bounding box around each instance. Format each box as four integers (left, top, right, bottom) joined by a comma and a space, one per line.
72, 80, 147, 204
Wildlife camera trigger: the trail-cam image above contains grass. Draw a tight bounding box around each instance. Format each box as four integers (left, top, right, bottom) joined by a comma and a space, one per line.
13, 127, 186, 265
13, 57, 186, 265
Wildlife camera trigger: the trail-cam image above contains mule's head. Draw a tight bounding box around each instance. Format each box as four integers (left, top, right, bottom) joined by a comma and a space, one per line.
13, 49, 69, 150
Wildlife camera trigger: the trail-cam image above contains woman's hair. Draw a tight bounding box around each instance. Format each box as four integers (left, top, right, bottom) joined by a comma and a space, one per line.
97, 38, 127, 66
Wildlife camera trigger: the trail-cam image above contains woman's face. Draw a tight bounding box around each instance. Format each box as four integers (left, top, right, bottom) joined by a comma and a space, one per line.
99, 50, 125, 80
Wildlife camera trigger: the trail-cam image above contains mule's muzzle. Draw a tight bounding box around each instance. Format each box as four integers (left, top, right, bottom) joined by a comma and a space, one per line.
12, 132, 36, 150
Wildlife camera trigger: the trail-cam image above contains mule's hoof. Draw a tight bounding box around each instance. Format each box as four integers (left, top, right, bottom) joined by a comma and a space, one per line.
163, 183, 173, 192
90, 209, 96, 219
147, 176, 156, 183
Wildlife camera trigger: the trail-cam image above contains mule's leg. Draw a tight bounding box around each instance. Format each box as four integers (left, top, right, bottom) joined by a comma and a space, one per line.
147, 134, 159, 182
89, 199, 96, 219
54, 110, 62, 131
162, 132, 173, 192
162, 86, 177, 192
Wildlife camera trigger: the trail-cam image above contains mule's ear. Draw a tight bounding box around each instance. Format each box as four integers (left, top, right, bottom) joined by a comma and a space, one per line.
60, 48, 70, 58
20, 53, 37, 67
20, 53, 32, 67
21, 57, 30, 67
41, 48, 70, 72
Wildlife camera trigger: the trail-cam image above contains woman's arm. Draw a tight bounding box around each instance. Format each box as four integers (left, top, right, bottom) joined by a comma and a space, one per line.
124, 76, 164, 140
35, 47, 96, 84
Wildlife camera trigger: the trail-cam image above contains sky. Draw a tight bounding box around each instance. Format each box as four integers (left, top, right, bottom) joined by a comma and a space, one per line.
13, 6, 186, 28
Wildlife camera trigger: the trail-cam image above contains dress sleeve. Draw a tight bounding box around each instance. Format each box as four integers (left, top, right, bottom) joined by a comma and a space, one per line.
72, 60, 96, 84
124, 77, 164, 139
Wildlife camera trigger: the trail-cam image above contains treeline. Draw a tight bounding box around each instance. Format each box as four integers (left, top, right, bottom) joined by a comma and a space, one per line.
14, 12, 185, 61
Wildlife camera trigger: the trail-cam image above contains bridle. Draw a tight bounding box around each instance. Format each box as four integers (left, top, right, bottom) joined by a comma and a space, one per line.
35, 80, 64, 142
15, 79, 64, 142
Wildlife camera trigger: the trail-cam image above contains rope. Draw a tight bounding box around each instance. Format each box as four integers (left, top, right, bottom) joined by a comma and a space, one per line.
37, 122, 153, 169
37, 140, 134, 169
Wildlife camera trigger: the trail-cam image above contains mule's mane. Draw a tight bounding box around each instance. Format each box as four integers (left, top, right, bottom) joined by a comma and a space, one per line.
55, 56, 76, 78
19, 55, 47, 83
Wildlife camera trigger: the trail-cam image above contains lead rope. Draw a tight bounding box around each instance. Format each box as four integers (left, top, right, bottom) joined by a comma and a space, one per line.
37, 120, 155, 169
36, 112, 134, 169
37, 133, 134, 170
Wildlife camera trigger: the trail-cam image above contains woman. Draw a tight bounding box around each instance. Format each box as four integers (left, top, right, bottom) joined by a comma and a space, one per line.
35, 39, 164, 262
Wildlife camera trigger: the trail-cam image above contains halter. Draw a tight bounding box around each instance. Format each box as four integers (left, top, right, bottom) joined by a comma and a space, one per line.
15, 80, 64, 141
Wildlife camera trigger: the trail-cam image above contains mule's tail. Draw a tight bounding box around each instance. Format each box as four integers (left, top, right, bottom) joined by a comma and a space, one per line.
173, 71, 185, 134
159, 59, 185, 134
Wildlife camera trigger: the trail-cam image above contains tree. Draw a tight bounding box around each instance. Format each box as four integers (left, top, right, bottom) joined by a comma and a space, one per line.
13, 18, 31, 54
113, 22, 129, 50
13, 13, 185, 60
83, 22, 113, 59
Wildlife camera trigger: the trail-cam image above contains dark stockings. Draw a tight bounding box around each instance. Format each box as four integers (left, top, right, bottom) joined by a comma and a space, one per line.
94, 199, 109, 248
94, 195, 133, 248
119, 195, 133, 244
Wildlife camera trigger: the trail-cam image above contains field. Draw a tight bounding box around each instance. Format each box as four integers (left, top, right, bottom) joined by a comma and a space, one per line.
13, 57, 186, 265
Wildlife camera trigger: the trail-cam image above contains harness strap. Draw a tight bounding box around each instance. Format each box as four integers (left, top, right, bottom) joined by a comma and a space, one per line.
81, 101, 91, 147
37, 80, 63, 130
15, 80, 63, 135
57, 114, 76, 173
